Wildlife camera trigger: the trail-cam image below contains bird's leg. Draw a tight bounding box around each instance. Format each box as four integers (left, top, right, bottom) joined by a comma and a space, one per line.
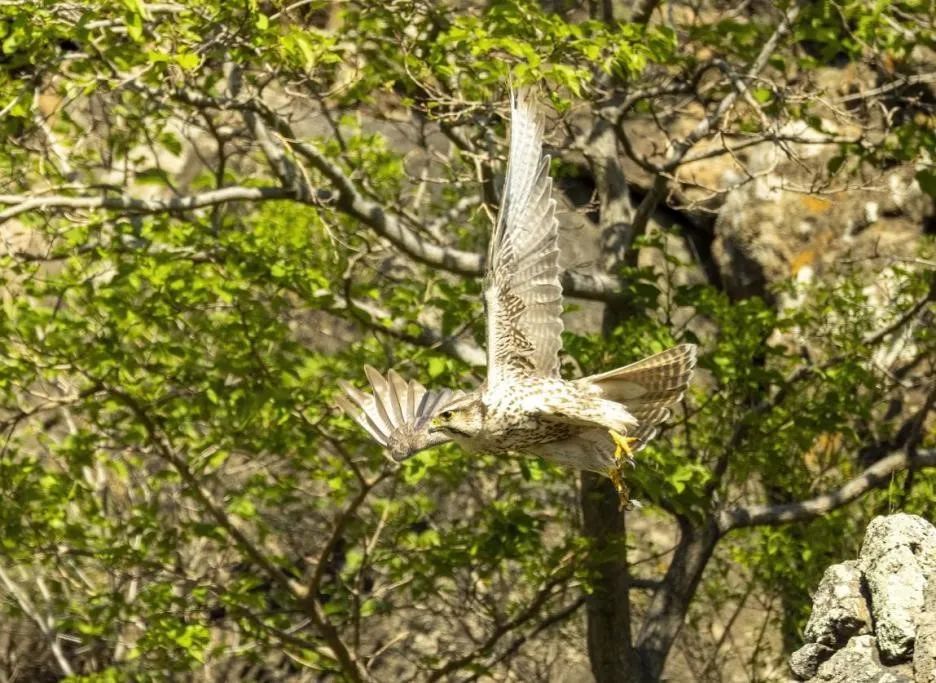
608, 429, 640, 510
606, 465, 631, 511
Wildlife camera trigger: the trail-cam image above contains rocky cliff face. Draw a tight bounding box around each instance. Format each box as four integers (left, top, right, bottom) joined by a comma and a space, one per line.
791, 514, 936, 682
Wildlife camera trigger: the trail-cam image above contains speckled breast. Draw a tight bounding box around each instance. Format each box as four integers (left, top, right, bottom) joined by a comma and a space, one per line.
478, 379, 581, 453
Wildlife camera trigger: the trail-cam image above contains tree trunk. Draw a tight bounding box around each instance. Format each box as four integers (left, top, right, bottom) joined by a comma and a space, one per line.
635, 518, 721, 679
580, 472, 648, 683
580, 114, 650, 683
580, 116, 721, 681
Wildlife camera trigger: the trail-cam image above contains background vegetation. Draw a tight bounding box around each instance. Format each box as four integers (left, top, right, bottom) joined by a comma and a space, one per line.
0, 0, 933, 680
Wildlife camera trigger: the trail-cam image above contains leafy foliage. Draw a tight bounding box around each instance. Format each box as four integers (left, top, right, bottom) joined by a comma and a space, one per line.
0, 0, 933, 680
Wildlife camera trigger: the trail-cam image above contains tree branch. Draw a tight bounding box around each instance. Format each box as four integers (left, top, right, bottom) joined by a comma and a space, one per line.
243, 110, 312, 202
158, 86, 627, 303
427, 566, 575, 681
343, 295, 486, 367
109, 387, 373, 683
704, 281, 934, 497
718, 448, 936, 533
305, 450, 388, 603
0, 186, 298, 225
833, 71, 936, 104
0, 566, 75, 677
620, 2, 802, 238
634, 517, 721, 681
466, 595, 587, 681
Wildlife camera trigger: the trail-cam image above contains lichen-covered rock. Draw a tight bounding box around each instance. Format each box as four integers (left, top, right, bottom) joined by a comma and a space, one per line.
804, 561, 872, 647
813, 635, 913, 683
710, 161, 929, 303
791, 515, 936, 681
858, 515, 936, 662
915, 575, 936, 683
790, 642, 835, 680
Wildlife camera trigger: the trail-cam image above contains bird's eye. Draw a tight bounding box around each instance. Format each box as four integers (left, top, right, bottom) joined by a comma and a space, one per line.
440, 410, 453, 420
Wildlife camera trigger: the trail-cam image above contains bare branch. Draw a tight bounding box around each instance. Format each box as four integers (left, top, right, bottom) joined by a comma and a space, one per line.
344, 296, 486, 367
635, 518, 721, 680
863, 278, 936, 347
678, 132, 859, 166
623, 2, 803, 237
306, 444, 389, 603
467, 596, 587, 681
666, 4, 803, 169
158, 86, 628, 302
0, 186, 297, 225
229, 63, 314, 203
0, 566, 75, 677
833, 71, 936, 104
243, 110, 312, 202
718, 448, 936, 533
427, 566, 575, 681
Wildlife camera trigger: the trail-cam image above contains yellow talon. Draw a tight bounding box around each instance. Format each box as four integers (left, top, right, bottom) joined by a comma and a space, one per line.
609, 429, 638, 464
608, 429, 639, 510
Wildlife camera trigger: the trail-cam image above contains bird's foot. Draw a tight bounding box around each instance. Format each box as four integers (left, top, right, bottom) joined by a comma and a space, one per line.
608, 429, 639, 511
609, 429, 638, 465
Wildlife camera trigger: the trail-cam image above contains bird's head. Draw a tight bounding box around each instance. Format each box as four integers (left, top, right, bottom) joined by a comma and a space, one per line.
428, 396, 485, 439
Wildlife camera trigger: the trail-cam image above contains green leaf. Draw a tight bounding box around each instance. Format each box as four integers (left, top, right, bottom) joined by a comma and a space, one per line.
916, 169, 936, 198
752, 87, 772, 103
427, 356, 446, 379
175, 52, 200, 71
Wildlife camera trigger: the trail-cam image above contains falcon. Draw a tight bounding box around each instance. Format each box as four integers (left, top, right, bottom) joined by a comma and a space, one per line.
337, 90, 696, 502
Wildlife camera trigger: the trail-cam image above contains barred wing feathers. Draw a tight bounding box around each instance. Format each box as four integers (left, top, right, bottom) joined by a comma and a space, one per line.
485, 89, 564, 387
337, 367, 463, 459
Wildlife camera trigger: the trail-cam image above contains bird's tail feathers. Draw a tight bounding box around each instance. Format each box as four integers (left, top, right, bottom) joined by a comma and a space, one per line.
581, 344, 697, 401
576, 344, 697, 446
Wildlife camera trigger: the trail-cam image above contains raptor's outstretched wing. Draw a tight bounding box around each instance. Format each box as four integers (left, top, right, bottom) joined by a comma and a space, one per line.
337, 367, 464, 460
484, 89, 563, 388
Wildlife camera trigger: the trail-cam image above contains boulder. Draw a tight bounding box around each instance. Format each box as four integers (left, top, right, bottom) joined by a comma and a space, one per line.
811, 635, 913, 683
790, 642, 835, 680
913, 575, 936, 683
804, 561, 872, 647
791, 515, 936, 681
858, 515, 936, 662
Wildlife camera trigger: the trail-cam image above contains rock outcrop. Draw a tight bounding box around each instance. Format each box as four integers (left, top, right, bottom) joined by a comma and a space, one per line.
791, 514, 936, 682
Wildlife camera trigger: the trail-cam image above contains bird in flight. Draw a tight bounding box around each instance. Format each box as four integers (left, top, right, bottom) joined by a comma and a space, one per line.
337, 90, 696, 505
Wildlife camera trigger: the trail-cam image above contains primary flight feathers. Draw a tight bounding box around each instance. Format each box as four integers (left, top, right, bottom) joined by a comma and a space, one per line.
336, 368, 464, 458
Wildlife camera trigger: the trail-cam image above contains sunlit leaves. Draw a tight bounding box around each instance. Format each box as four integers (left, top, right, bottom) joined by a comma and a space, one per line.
279, 27, 343, 71
0, 0, 932, 678
338, 0, 676, 104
